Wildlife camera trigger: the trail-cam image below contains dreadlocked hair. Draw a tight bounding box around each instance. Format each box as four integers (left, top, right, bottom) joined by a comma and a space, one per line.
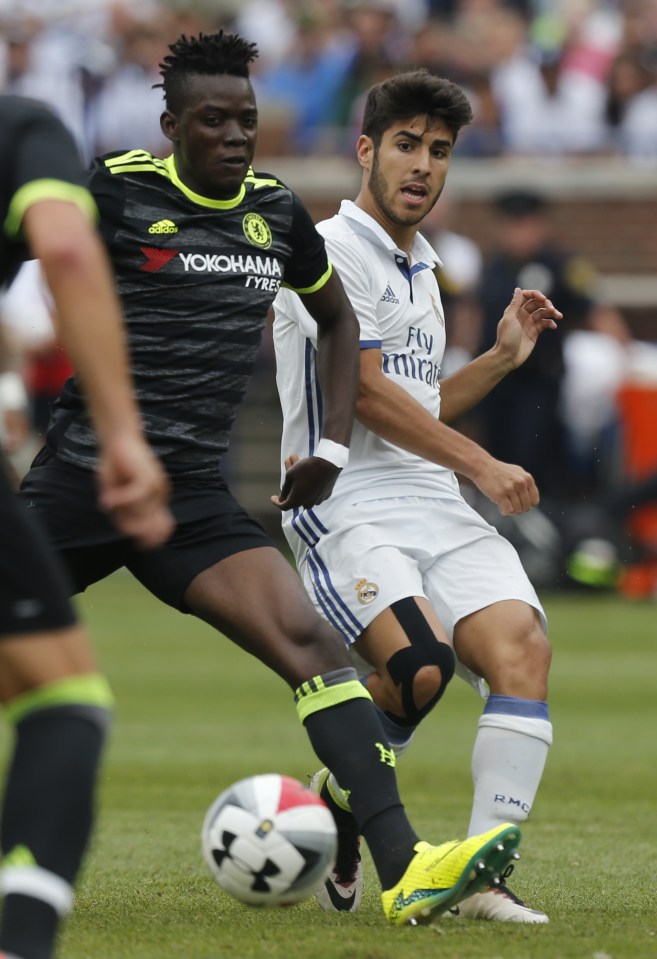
155, 31, 259, 112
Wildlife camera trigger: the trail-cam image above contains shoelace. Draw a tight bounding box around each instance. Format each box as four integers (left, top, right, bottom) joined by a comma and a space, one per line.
494, 863, 529, 906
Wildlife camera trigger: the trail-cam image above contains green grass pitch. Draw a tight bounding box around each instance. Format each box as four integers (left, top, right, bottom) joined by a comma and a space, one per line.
2, 570, 654, 959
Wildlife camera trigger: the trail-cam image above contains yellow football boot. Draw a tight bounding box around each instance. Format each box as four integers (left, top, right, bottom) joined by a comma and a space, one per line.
381, 823, 522, 926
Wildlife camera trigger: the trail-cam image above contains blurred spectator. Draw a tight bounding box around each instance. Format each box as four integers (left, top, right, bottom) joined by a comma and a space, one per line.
603, 43, 657, 158
0, 323, 30, 465
90, 7, 170, 156
565, 320, 657, 598
331, 0, 406, 151
423, 194, 483, 378
561, 305, 657, 496
474, 188, 597, 502
256, 5, 352, 153
455, 70, 504, 157
560, 306, 634, 498
0, 14, 89, 148
234, 0, 298, 69
1, 260, 71, 458
491, 37, 608, 155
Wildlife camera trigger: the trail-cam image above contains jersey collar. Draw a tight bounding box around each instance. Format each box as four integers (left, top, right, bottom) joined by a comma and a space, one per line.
338, 199, 442, 268
162, 155, 246, 209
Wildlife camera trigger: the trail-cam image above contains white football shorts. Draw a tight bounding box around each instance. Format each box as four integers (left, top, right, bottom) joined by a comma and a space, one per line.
294, 492, 547, 694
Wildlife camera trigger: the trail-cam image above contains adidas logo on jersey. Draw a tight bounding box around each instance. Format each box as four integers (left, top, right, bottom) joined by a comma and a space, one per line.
148, 219, 178, 234
381, 285, 399, 304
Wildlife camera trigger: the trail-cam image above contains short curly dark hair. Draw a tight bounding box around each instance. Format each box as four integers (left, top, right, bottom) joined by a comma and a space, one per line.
362, 69, 473, 145
155, 31, 259, 112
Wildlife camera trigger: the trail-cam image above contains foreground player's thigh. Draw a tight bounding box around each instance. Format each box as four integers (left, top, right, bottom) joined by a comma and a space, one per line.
184, 546, 351, 686
0, 626, 98, 702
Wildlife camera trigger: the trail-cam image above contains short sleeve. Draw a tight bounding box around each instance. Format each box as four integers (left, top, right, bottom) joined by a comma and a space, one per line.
322, 230, 382, 347
282, 194, 331, 293
4, 99, 96, 237
84, 156, 126, 247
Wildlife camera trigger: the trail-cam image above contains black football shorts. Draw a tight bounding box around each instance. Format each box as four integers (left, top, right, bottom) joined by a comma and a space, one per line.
0, 457, 77, 637
20, 447, 274, 612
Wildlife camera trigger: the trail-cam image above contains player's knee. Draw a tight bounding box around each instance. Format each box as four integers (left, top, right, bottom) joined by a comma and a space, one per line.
531, 626, 552, 674
511, 620, 552, 677
385, 632, 455, 727
412, 662, 451, 710
485, 620, 551, 698
281, 618, 353, 687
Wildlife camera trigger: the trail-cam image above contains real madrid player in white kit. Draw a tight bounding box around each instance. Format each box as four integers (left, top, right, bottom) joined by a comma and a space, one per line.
273, 70, 562, 922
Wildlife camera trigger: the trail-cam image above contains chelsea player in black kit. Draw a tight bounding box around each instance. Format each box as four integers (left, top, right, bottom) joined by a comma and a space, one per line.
0, 95, 172, 959
20, 32, 524, 926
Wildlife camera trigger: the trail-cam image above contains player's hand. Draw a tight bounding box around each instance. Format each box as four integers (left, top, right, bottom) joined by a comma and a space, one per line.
495, 287, 563, 370
97, 434, 174, 549
472, 456, 539, 515
271, 453, 341, 511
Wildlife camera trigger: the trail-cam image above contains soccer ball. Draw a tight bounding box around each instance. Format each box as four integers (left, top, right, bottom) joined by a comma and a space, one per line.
201, 773, 337, 907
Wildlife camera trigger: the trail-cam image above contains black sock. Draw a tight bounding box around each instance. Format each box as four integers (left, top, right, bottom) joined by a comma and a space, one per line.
319, 778, 417, 890
1, 896, 58, 959
0, 703, 110, 959
297, 669, 418, 889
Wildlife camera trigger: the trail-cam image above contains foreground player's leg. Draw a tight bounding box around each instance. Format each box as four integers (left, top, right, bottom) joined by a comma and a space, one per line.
295, 667, 522, 925
0, 673, 113, 959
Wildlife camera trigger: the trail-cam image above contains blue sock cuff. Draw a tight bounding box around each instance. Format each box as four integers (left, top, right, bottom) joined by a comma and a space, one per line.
374, 704, 415, 748
484, 694, 549, 721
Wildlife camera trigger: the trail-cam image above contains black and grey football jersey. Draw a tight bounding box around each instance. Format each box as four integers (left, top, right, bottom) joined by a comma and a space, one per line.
47, 151, 331, 476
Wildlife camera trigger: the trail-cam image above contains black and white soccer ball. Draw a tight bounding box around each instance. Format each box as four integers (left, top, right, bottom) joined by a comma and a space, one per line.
201, 773, 337, 907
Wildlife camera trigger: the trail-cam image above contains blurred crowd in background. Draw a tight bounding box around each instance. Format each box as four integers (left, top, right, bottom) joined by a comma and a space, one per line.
0, 0, 656, 162
1, 0, 657, 598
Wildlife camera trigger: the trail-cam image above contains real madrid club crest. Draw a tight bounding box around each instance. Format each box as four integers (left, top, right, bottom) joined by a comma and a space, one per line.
355, 578, 379, 605
243, 212, 272, 249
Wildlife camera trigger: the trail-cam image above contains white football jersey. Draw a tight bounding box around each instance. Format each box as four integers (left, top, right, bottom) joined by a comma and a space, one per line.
274, 200, 462, 557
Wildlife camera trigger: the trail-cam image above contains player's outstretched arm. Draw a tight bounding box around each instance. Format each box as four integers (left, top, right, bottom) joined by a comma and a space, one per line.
272, 271, 359, 511
23, 200, 174, 548
439, 287, 562, 424
358, 346, 539, 515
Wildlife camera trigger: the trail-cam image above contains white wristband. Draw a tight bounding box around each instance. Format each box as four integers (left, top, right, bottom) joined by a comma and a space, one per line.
314, 438, 349, 470
0, 371, 29, 410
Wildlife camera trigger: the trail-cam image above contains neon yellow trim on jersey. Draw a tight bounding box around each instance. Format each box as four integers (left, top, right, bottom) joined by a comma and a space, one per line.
294, 677, 372, 724
161, 155, 246, 209
244, 168, 282, 190
5, 180, 97, 237
109, 163, 168, 175
283, 261, 333, 295
104, 152, 246, 207
105, 149, 163, 165
5, 673, 114, 725
105, 151, 169, 177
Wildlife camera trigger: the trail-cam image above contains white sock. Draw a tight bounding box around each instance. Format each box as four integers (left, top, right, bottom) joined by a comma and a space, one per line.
468, 700, 553, 836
